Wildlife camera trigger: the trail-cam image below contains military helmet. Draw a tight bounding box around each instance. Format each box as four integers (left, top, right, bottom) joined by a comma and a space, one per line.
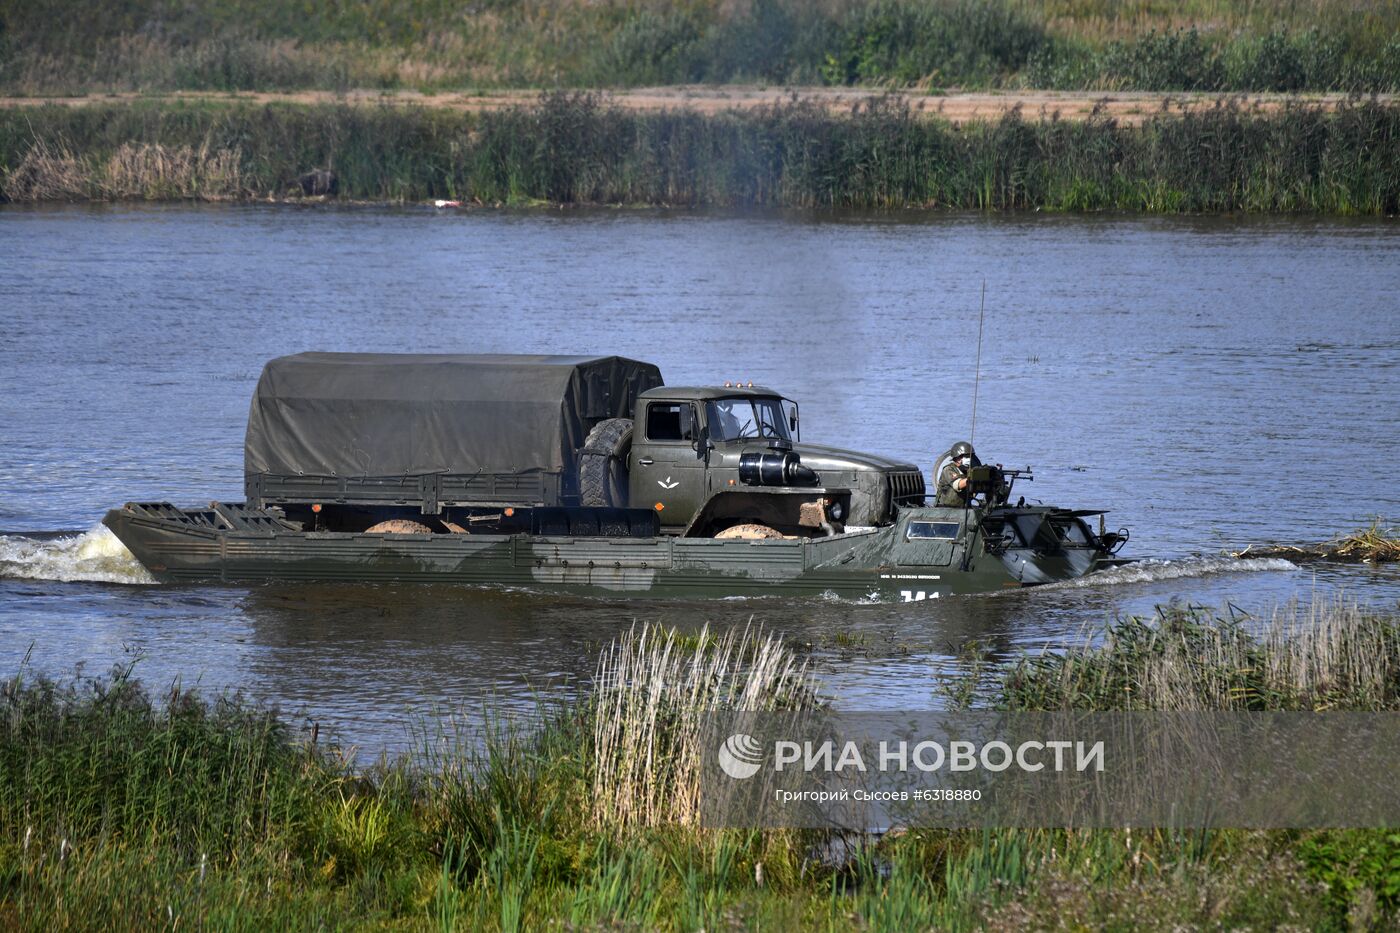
950, 441, 974, 460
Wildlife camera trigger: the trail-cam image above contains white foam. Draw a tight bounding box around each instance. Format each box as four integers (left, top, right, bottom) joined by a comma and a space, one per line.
1047, 555, 1298, 590
815, 588, 886, 606
805, 557, 1298, 604
0, 526, 155, 585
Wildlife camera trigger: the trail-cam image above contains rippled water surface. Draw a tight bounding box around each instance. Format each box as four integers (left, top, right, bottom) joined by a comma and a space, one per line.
2, 205, 1398, 754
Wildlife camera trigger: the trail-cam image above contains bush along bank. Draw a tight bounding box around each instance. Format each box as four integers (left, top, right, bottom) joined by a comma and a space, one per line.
4, 609, 1400, 930
1, 93, 1397, 213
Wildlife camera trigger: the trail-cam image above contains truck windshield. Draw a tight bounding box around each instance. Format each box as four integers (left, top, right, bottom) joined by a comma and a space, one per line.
706, 397, 792, 442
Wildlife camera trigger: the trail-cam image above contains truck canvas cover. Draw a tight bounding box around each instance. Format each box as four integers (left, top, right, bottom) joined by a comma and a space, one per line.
244, 353, 662, 507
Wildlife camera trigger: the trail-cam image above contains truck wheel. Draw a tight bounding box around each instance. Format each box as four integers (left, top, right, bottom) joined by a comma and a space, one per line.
715, 523, 784, 540
579, 418, 633, 507
365, 519, 434, 534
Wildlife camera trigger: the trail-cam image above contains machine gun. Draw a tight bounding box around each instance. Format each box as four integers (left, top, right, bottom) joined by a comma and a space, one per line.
963, 464, 1032, 508
954, 464, 1030, 572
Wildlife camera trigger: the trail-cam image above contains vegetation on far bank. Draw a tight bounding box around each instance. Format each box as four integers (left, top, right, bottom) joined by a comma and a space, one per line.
0, 0, 1398, 96
2, 93, 1397, 214
6, 604, 1400, 930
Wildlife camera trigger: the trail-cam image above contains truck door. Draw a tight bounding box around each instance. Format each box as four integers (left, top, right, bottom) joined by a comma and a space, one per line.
631, 400, 706, 525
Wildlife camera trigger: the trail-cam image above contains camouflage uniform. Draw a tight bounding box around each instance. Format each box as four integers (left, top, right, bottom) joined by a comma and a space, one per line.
936, 461, 969, 507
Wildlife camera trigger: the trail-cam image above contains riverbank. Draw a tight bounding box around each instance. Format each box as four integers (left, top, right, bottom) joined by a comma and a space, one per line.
4, 87, 1393, 125
3, 0, 1398, 95
4, 607, 1398, 930
3, 94, 1397, 212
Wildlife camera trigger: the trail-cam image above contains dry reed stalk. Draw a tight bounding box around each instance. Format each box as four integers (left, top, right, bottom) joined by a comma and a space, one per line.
1259, 598, 1391, 708
100, 142, 245, 200
1, 138, 89, 201
590, 622, 816, 829
1331, 523, 1400, 563
1232, 521, 1398, 564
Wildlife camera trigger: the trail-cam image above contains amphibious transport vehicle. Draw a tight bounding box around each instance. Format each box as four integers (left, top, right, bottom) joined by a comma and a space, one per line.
104, 353, 1129, 599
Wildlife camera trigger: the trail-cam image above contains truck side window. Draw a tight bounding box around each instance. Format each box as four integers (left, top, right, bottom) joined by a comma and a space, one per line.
646, 403, 693, 442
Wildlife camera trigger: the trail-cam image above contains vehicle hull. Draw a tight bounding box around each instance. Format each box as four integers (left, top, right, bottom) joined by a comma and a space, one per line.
103, 503, 1121, 600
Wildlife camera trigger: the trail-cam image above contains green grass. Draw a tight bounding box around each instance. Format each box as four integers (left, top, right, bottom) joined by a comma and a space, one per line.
934, 600, 1400, 927
3, 93, 1397, 212
4, 610, 1400, 929
0, 0, 1397, 94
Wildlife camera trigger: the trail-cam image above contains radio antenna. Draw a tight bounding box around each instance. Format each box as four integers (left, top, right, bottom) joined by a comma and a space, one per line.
970, 280, 986, 445
957, 280, 988, 574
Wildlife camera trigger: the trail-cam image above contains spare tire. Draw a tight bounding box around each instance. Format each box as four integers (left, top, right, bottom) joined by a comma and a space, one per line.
578, 418, 633, 507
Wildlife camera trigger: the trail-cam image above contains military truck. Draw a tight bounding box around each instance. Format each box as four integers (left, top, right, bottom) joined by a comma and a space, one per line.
242, 353, 924, 538
104, 352, 1130, 597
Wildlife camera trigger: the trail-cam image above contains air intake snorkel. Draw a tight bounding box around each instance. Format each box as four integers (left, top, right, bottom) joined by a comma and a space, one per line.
738, 450, 818, 487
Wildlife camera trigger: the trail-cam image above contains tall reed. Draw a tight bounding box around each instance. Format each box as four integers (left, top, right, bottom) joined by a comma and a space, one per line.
1, 138, 91, 201
964, 599, 1400, 712
590, 622, 818, 829
3, 95, 1396, 213
0, 666, 334, 859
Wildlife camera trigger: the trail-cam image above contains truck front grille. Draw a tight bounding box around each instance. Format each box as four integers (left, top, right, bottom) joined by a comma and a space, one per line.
888, 471, 926, 505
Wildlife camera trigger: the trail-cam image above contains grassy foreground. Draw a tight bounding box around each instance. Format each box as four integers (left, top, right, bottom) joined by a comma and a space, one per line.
3, 94, 1398, 213
5, 608, 1400, 930
1, 0, 1398, 94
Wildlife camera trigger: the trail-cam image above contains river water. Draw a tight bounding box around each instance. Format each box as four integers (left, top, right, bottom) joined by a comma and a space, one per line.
1, 204, 1398, 755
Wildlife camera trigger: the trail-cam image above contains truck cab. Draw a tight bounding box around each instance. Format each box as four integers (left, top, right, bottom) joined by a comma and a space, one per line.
614, 385, 925, 536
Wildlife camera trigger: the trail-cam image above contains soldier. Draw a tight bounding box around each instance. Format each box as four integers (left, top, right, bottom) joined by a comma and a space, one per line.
936, 441, 978, 507
713, 400, 744, 440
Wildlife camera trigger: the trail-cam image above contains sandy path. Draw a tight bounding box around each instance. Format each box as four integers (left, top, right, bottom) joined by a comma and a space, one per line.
0, 86, 1386, 124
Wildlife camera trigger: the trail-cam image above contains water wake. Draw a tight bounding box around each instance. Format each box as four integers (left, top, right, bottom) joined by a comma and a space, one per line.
1052, 555, 1298, 590
0, 526, 155, 585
